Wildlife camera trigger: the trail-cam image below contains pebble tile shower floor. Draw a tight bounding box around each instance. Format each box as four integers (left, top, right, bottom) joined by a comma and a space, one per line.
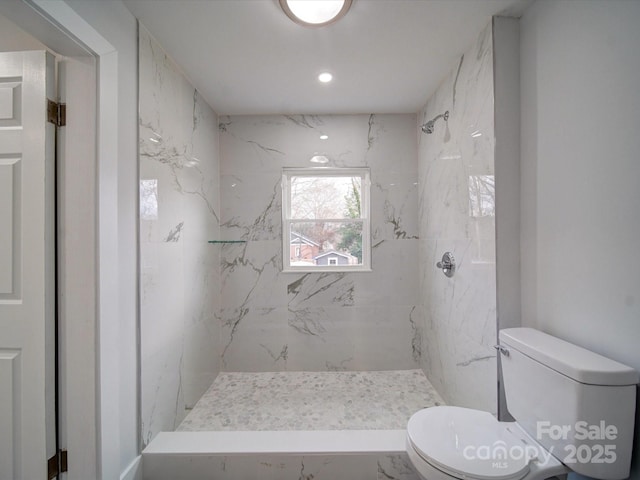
177, 369, 444, 431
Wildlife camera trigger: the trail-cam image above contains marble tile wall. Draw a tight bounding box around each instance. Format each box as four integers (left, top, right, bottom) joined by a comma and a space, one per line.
139, 25, 221, 445
219, 114, 420, 372
417, 23, 497, 413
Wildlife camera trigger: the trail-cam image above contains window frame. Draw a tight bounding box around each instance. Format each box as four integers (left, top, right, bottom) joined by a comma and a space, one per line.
282, 167, 371, 273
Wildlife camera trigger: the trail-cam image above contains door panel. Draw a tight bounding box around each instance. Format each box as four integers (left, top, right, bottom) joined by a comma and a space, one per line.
0, 350, 20, 480
0, 157, 20, 296
0, 78, 22, 300
0, 50, 56, 480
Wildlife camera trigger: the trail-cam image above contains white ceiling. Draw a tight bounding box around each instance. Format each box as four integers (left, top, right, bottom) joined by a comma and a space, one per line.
123, 0, 530, 115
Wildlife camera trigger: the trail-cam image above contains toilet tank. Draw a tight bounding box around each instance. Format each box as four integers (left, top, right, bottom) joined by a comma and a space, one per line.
499, 328, 638, 480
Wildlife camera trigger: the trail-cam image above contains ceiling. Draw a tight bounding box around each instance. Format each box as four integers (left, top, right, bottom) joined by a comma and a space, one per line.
123, 0, 530, 115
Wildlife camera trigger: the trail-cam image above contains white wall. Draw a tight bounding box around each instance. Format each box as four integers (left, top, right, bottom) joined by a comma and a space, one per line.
520, 1, 640, 477
0, 12, 45, 50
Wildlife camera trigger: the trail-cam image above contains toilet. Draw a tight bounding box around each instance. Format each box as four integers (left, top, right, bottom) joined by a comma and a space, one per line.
406, 328, 638, 480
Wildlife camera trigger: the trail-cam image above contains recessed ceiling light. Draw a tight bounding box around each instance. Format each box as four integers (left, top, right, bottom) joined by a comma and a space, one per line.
318, 72, 333, 83
280, 0, 352, 27
320, 134, 329, 140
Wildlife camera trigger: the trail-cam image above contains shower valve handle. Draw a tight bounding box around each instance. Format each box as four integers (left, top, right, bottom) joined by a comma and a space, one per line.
436, 252, 455, 278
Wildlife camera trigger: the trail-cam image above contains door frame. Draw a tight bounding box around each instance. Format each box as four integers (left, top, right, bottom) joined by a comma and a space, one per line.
0, 1, 131, 478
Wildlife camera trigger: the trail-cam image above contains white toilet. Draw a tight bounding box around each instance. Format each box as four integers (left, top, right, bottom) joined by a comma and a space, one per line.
406, 328, 638, 480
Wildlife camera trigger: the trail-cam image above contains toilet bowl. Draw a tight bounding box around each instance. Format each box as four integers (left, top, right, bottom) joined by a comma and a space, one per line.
405, 328, 638, 480
406, 406, 567, 480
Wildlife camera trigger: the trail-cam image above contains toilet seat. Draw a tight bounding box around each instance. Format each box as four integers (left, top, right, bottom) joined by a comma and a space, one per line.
407, 406, 542, 480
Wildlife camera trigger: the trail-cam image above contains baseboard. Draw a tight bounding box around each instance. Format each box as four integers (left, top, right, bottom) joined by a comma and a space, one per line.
120, 455, 142, 480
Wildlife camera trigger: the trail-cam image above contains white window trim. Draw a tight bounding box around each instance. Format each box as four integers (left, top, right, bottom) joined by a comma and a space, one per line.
282, 167, 372, 273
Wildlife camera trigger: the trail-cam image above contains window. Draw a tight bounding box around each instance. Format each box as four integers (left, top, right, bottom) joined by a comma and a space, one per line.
282, 167, 371, 272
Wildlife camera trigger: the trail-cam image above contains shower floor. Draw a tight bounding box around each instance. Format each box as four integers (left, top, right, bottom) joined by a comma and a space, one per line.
177, 369, 444, 431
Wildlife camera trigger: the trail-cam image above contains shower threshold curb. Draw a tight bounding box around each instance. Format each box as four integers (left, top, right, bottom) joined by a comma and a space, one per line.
143, 430, 407, 456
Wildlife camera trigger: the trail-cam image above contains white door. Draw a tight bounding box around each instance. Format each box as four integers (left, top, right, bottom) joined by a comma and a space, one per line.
0, 51, 57, 480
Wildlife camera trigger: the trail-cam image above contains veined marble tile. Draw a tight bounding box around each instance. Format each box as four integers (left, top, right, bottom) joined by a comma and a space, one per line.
417, 22, 497, 413
354, 239, 419, 307
219, 307, 290, 371
286, 272, 356, 308
178, 370, 443, 431
371, 172, 419, 242
220, 113, 420, 372
218, 302, 423, 373
220, 304, 421, 372
220, 240, 287, 309
139, 163, 189, 245
181, 244, 220, 408
143, 453, 418, 480
139, 25, 222, 445
217, 455, 377, 480
220, 173, 282, 241
220, 114, 417, 175
141, 247, 186, 441
377, 454, 421, 480
363, 114, 418, 175
340, 306, 422, 370
141, 242, 184, 358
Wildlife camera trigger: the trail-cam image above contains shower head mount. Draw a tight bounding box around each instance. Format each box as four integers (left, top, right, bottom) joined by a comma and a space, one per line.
421, 110, 449, 134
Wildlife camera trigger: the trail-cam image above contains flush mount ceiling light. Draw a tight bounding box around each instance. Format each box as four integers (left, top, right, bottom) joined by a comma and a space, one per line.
280, 0, 352, 27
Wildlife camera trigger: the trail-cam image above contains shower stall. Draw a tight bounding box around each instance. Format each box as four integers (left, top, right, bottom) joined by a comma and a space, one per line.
139, 17, 504, 479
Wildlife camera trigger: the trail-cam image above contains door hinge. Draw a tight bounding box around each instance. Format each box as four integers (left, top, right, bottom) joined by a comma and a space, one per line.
47, 449, 68, 479
47, 99, 66, 127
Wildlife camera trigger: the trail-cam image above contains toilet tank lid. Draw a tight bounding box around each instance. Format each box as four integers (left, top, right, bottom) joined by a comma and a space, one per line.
499, 328, 639, 386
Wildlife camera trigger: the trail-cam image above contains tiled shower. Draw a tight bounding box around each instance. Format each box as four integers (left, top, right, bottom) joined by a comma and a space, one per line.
139, 15, 497, 455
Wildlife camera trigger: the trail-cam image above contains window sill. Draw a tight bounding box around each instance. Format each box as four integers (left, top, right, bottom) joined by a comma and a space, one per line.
282, 266, 372, 274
